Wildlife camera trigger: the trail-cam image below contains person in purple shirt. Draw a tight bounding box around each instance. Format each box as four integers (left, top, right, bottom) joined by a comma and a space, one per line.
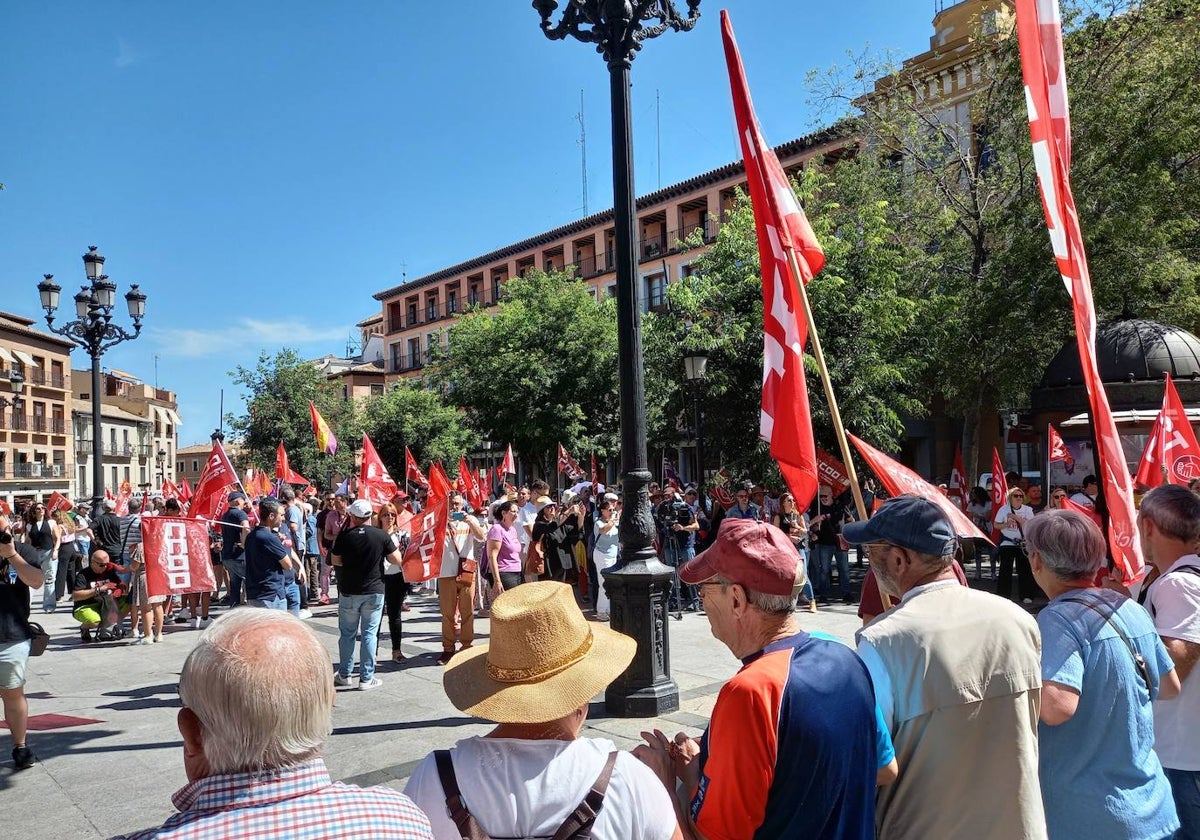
486, 501, 524, 595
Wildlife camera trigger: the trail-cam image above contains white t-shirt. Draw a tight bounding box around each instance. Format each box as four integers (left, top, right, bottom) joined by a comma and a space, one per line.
1147, 554, 1200, 771
440, 514, 481, 579
517, 502, 537, 548
404, 736, 676, 840
1069, 491, 1096, 509
994, 503, 1034, 545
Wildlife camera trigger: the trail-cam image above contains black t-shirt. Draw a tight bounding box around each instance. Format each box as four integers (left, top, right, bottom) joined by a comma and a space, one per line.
332, 525, 395, 596
244, 526, 289, 601
94, 512, 124, 556
1, 542, 43, 643
807, 498, 851, 547
220, 507, 249, 561
71, 563, 125, 611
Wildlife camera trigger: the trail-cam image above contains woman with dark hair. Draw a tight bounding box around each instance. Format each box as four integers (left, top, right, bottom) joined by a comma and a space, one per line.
23, 501, 60, 614
486, 501, 523, 596
531, 497, 584, 583
375, 503, 409, 662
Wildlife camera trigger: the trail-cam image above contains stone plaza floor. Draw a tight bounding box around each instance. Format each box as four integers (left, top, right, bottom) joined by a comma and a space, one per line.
2, 585, 866, 840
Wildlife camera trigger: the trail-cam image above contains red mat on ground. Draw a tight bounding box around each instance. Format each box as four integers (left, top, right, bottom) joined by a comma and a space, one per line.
1, 713, 104, 731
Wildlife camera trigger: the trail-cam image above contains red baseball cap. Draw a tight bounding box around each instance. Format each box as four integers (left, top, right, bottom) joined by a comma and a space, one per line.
680, 518, 802, 597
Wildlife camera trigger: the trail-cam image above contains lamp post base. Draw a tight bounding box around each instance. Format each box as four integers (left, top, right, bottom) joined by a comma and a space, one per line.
602, 555, 680, 717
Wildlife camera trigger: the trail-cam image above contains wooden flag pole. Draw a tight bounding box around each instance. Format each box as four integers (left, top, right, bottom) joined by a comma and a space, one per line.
784, 246, 889, 610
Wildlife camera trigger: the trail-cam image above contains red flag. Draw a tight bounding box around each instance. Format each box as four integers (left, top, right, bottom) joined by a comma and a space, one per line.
141, 516, 216, 598
499, 444, 516, 478
359, 434, 399, 510
274, 443, 310, 487
708, 467, 736, 510
722, 10, 823, 512
591, 452, 600, 496
458, 455, 484, 510
557, 443, 584, 480
405, 446, 429, 488
0, 499, 10, 516
815, 448, 851, 497
105, 488, 115, 502
991, 449, 1010, 510
1062, 495, 1104, 529
115, 480, 133, 517
178, 477, 193, 502
1048, 425, 1068, 462
947, 445, 969, 512
401, 465, 452, 582
1136, 374, 1200, 488
161, 480, 180, 501
189, 440, 243, 522
849, 433, 990, 543
46, 491, 73, 515
1016, 0, 1143, 582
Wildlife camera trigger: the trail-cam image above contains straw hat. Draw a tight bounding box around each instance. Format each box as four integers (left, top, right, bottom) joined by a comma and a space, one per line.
443, 582, 636, 724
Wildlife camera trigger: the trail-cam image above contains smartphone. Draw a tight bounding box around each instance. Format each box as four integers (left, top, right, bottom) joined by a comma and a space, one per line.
451, 511, 466, 521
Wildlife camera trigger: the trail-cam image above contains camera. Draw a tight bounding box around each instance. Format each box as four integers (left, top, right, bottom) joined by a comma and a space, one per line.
655, 498, 693, 530
0, 531, 12, 546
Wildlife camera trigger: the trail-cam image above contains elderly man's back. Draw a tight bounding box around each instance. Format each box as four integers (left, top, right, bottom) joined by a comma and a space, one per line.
858, 584, 1046, 840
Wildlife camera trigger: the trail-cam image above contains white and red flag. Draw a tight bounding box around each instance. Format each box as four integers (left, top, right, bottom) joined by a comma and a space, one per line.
850, 433, 990, 543
275, 443, 310, 487
401, 462, 453, 582
359, 434, 399, 510
948, 445, 969, 512
499, 444, 516, 478
405, 446, 429, 488
161, 480, 180, 501
142, 516, 216, 598
115, 480, 133, 517
1135, 373, 1200, 488
46, 491, 73, 515
557, 443, 584, 480
1016, 0, 1143, 582
722, 10, 822, 512
991, 448, 1009, 510
188, 440, 243, 522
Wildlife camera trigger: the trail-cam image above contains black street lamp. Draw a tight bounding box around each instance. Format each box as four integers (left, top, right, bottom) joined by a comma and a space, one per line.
0, 370, 26, 410
156, 448, 167, 486
37, 246, 146, 511
683, 348, 708, 488
533, 0, 700, 717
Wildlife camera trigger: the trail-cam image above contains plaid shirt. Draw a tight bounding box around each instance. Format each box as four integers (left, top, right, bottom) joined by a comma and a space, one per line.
111, 759, 432, 840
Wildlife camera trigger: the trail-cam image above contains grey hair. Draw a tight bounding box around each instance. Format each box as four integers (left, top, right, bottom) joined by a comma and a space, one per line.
179, 609, 333, 774
1023, 509, 1105, 581
715, 576, 795, 616
1140, 485, 1200, 543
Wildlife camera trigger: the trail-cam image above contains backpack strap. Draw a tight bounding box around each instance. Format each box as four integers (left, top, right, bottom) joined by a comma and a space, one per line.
1059, 592, 1153, 689
548, 751, 620, 840
434, 750, 490, 840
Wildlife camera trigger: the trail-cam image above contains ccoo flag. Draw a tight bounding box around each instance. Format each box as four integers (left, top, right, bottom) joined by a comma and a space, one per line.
309, 401, 338, 456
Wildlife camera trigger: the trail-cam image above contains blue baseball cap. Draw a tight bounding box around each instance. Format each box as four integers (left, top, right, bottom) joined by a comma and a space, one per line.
841, 496, 957, 557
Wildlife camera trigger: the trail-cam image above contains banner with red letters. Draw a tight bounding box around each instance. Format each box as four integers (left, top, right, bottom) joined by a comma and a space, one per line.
401, 464, 452, 581
815, 448, 850, 496
142, 516, 216, 598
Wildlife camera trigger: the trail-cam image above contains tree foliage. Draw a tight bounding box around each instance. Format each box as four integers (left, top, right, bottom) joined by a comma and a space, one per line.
360, 381, 475, 473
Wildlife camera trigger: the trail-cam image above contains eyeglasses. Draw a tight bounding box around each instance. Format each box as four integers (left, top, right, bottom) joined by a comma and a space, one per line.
697, 580, 729, 599
736, 494, 749, 500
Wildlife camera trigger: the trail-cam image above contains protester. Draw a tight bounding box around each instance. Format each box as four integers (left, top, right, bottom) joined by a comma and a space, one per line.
332, 499, 402, 690
592, 496, 620, 620
73, 503, 93, 564
405, 581, 679, 840
1025, 509, 1180, 840
112, 609, 432, 839
376, 503, 409, 663
1045, 486, 1068, 510
486, 500, 523, 597
303, 502, 321, 604
845, 495, 1046, 839
532, 495, 583, 582
23, 501, 60, 613
1070, 475, 1099, 509
243, 498, 293, 611
1134, 485, 1200, 837
71, 549, 128, 643
123, 499, 166, 644
218, 492, 250, 608
724, 481, 761, 522
94, 498, 123, 561
322, 493, 349, 592
808, 484, 854, 605
438, 492, 486, 665
995, 485, 1037, 604
771, 492, 814, 612
0, 513, 45, 771
277, 486, 309, 618
55, 509, 80, 605
634, 517, 885, 840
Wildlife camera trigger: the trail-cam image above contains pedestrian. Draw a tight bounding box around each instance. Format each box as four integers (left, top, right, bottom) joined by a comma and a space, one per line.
1026, 509, 1180, 840
995, 485, 1037, 604
0, 513, 45, 770
111, 609, 433, 839
23, 501, 60, 613
724, 481, 761, 522
219, 491, 250, 608
123, 499, 165, 644
54, 509, 80, 605
277, 486, 309, 618
634, 517, 885, 839
771, 492, 815, 612
655, 491, 700, 611
375, 504, 409, 663
243, 497, 293, 611
844, 495, 1047, 840
807, 485, 853, 605
486, 500, 523, 597
438, 492, 486, 665
331, 499, 402, 690
405, 581, 679, 840
592, 496, 619, 620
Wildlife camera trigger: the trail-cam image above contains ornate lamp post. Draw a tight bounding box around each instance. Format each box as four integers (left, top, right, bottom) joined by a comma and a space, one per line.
0, 370, 26, 409
533, 0, 700, 716
683, 349, 708, 487
156, 448, 167, 486
37, 246, 147, 511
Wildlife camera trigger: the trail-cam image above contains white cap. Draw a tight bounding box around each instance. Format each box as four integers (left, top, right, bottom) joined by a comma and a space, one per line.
347, 499, 373, 518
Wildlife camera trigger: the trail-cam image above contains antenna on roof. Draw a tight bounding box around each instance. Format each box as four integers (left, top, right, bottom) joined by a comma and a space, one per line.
577, 89, 588, 215
656, 89, 662, 189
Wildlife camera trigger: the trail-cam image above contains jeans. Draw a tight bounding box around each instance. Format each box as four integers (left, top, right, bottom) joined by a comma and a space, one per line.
225, 558, 246, 608
285, 579, 301, 615
37, 549, 56, 611
498, 571, 523, 592
813, 544, 851, 600
797, 549, 815, 602
664, 543, 697, 608
248, 597, 287, 610
337, 592, 385, 682
1165, 767, 1200, 840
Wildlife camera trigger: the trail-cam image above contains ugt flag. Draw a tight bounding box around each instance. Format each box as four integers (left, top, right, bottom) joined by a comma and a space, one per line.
1135, 373, 1200, 488
402, 462, 453, 582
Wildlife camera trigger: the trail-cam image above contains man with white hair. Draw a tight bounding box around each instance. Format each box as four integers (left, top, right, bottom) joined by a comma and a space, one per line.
111, 610, 433, 839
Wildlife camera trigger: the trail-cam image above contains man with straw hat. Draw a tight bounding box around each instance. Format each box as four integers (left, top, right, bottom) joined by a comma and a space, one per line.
635, 517, 884, 840
404, 581, 682, 840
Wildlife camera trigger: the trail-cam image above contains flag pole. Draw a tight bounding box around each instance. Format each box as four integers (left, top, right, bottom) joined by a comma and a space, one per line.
784, 245, 885, 609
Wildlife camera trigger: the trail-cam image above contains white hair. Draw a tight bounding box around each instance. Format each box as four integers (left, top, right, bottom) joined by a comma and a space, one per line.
1023, 509, 1105, 581
179, 608, 333, 774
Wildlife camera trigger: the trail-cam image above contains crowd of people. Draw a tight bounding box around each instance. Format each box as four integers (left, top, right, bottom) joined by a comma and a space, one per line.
1, 472, 1198, 840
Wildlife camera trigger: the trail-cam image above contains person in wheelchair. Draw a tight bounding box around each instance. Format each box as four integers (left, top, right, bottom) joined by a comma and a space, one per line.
72, 549, 129, 643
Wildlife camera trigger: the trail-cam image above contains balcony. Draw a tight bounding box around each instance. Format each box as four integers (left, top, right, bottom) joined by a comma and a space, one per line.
10, 463, 64, 479
638, 220, 719, 263
9, 413, 28, 431
391, 352, 425, 374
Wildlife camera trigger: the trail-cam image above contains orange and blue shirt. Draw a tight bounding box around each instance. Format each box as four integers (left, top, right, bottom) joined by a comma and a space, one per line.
690, 632, 881, 840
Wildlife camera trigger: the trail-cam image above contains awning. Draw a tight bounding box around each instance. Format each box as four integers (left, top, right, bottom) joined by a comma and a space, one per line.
150, 405, 168, 427
1059, 409, 1200, 427
0, 347, 13, 364
10, 349, 38, 368
164, 408, 182, 427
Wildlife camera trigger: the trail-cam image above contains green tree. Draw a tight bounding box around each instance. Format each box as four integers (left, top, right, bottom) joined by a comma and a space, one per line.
428, 269, 622, 475
361, 381, 475, 474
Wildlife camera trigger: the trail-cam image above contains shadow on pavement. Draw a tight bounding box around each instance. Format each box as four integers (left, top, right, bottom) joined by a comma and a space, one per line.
98, 682, 182, 712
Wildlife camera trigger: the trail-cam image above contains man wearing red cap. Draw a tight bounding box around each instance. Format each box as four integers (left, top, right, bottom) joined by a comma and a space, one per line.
634, 518, 891, 840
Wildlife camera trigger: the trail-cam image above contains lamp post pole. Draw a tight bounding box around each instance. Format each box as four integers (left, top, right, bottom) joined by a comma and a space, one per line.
37, 247, 146, 512
683, 349, 708, 489
533, 0, 700, 717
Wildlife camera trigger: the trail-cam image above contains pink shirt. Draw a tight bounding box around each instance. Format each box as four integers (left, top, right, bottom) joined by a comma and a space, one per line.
487, 523, 522, 573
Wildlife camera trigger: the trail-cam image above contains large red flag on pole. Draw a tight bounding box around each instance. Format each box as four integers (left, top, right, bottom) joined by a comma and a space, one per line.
499, 444, 516, 478
722, 11, 823, 512
1135, 373, 1200, 488
405, 446, 429, 488
1016, 0, 1143, 582
458, 455, 484, 510
274, 443, 310, 487
178, 477, 193, 503
401, 463, 453, 582
189, 440, 244, 522
991, 448, 1010, 510
359, 434, 399, 510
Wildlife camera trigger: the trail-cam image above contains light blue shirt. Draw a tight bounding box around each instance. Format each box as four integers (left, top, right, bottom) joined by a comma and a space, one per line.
811, 630, 894, 770
1037, 589, 1179, 840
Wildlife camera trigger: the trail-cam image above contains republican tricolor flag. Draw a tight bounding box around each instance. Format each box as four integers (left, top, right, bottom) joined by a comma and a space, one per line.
309, 401, 337, 456
722, 10, 822, 512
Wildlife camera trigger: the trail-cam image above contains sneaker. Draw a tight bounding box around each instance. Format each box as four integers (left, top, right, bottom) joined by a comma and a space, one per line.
437, 650, 455, 665
173, 614, 190, 624
134, 637, 153, 646
334, 673, 354, 687
154, 634, 164, 643
190, 617, 201, 629
298, 609, 313, 620
198, 617, 211, 629
358, 677, 383, 691
12, 745, 36, 771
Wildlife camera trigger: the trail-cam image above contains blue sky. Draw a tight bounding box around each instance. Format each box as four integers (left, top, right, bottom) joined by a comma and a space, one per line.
1, 1, 939, 446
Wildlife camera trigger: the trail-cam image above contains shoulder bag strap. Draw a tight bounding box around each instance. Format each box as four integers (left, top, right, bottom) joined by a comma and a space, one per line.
1059, 593, 1152, 689
433, 750, 490, 840
548, 751, 620, 840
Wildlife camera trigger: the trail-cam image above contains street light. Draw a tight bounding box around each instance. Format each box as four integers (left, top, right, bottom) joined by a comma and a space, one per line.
534, 0, 701, 717
37, 246, 146, 511
156, 448, 167, 486
683, 348, 708, 488
0, 370, 26, 409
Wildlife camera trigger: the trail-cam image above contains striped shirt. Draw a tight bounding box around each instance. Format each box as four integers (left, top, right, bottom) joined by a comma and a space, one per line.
111, 759, 433, 840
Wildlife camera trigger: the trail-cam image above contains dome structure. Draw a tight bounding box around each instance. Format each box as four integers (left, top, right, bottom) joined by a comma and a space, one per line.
1039, 319, 1200, 389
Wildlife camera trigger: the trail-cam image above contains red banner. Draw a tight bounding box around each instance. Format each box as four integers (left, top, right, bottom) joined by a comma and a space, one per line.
189, 440, 243, 522
1016, 0, 1143, 582
275, 442, 310, 487
401, 463, 452, 581
1136, 373, 1200, 488
849, 433, 990, 543
178, 478, 192, 502
991, 449, 1009, 509
815, 448, 850, 496
405, 446, 429, 488
359, 434, 399, 510
948, 445, 969, 512
46, 491, 73, 515
557, 443, 584, 480
141, 516, 216, 598
723, 10, 823, 513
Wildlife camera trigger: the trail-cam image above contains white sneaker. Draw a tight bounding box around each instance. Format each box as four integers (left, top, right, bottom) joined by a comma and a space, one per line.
134, 637, 153, 646
298, 609, 313, 619
334, 673, 354, 687
198, 617, 211, 629
154, 633, 164, 643
358, 677, 383, 691
190, 617, 201, 629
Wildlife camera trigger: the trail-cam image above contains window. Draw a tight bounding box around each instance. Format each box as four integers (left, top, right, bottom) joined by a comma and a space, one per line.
426, 295, 439, 321
391, 342, 403, 372
191, 459, 199, 473
643, 272, 667, 312
407, 337, 421, 368
123, 466, 131, 482
370, 383, 384, 396
447, 288, 458, 314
